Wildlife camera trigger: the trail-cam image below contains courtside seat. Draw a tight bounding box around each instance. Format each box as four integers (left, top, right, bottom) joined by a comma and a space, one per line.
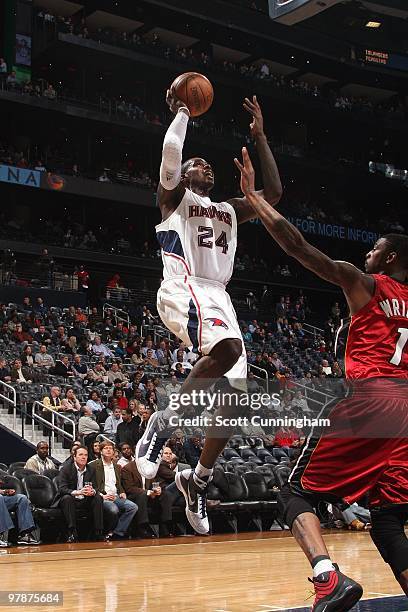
242, 471, 269, 500
255, 448, 273, 461
278, 456, 291, 464
7, 462, 26, 474
221, 472, 250, 510
10, 468, 37, 480
240, 448, 257, 461
226, 473, 266, 534
254, 464, 276, 483
264, 455, 279, 465
273, 465, 291, 489
23, 474, 60, 516
223, 448, 241, 460
242, 471, 278, 511
228, 435, 246, 449
42, 468, 60, 480
225, 459, 245, 472
234, 464, 250, 477
23, 474, 64, 537
207, 468, 227, 502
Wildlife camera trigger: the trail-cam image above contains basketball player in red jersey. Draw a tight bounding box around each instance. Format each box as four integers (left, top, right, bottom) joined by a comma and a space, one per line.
235, 147, 408, 611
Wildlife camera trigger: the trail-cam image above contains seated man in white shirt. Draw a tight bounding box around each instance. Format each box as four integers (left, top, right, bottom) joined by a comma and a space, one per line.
24, 441, 56, 474
170, 359, 193, 374
141, 340, 157, 359
165, 375, 181, 398
291, 390, 312, 414
92, 336, 114, 358
107, 363, 128, 386
34, 345, 55, 369
93, 441, 137, 540
103, 407, 123, 441
54, 445, 104, 543
117, 442, 134, 468
78, 405, 100, 444
171, 344, 189, 364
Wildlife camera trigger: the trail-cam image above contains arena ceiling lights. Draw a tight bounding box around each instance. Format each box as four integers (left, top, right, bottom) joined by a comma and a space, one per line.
269, 0, 343, 25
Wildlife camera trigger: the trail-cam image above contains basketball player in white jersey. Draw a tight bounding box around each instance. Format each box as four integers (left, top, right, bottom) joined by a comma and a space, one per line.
136, 88, 282, 534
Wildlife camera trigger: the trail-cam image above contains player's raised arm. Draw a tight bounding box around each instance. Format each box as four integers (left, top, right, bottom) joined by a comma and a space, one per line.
158, 89, 190, 220
228, 96, 283, 225
234, 147, 374, 314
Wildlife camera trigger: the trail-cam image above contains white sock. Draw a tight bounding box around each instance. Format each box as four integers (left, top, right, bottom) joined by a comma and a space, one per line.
193, 462, 213, 489
313, 559, 335, 578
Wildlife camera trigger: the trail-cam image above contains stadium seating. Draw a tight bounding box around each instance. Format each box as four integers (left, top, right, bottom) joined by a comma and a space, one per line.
10, 468, 37, 480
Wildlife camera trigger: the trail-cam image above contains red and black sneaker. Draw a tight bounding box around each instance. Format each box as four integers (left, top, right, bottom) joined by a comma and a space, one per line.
310, 567, 363, 612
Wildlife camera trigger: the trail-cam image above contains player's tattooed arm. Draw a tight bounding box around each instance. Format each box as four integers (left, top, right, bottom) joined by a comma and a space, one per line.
234, 148, 374, 314
228, 96, 282, 225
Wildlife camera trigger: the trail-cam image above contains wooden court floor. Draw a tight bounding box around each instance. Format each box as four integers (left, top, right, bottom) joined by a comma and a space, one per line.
0, 530, 406, 612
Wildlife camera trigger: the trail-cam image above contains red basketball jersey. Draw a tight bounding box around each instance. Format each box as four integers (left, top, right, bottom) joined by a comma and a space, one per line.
345, 274, 408, 379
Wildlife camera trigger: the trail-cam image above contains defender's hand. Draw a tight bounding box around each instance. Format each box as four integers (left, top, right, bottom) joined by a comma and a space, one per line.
234, 147, 256, 196
243, 95, 264, 139
166, 88, 189, 115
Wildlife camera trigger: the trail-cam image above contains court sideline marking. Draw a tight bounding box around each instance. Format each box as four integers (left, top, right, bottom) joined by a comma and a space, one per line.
0, 531, 373, 566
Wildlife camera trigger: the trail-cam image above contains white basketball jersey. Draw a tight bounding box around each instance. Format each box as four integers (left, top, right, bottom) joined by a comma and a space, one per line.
156, 188, 237, 286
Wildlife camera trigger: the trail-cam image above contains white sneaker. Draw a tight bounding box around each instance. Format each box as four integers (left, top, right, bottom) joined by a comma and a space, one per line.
135, 411, 169, 479
175, 469, 210, 535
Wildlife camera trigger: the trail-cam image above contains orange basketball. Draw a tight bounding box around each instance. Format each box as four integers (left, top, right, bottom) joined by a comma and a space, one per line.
170, 72, 214, 117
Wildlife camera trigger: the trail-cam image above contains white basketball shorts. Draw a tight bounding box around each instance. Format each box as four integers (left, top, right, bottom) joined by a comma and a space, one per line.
157, 276, 247, 389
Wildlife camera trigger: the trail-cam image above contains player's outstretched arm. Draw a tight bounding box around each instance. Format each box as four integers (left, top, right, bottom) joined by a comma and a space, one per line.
158, 89, 189, 220
234, 148, 374, 313
228, 96, 282, 225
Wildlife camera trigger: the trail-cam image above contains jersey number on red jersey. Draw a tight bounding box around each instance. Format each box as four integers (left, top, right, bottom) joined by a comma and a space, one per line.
390, 327, 408, 366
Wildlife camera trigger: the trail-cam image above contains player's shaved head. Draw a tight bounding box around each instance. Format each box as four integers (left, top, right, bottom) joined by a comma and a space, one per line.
181, 157, 211, 174
383, 234, 408, 268
180, 157, 214, 193
366, 234, 408, 277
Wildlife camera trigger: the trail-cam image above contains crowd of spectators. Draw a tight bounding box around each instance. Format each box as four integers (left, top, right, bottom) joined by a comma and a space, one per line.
0, 292, 340, 404
33, 9, 408, 123
0, 138, 157, 190
2, 64, 407, 182
0, 436, 194, 544
0, 289, 348, 544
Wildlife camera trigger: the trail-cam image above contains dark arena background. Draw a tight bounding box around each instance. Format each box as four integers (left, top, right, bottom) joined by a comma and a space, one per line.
0, 0, 407, 610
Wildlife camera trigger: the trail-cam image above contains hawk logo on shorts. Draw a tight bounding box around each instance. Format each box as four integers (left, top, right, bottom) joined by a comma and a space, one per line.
205, 318, 229, 329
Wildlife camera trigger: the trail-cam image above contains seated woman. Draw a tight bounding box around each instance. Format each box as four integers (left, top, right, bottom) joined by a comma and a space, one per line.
61, 387, 81, 418
21, 345, 34, 367
86, 390, 105, 413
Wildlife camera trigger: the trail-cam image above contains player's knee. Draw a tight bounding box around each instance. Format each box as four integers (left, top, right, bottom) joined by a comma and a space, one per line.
398, 570, 408, 596
277, 484, 315, 530
370, 508, 408, 579
222, 338, 242, 369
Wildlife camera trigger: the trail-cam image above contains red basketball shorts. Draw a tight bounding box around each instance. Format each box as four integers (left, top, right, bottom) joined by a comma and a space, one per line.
289, 379, 408, 508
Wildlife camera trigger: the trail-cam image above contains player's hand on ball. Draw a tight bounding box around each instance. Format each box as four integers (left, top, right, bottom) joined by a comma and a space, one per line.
234, 147, 256, 196
166, 88, 189, 115
243, 95, 264, 139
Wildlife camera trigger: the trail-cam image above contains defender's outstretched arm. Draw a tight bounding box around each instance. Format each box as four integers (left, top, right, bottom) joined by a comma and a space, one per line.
229, 96, 283, 224
234, 147, 374, 313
